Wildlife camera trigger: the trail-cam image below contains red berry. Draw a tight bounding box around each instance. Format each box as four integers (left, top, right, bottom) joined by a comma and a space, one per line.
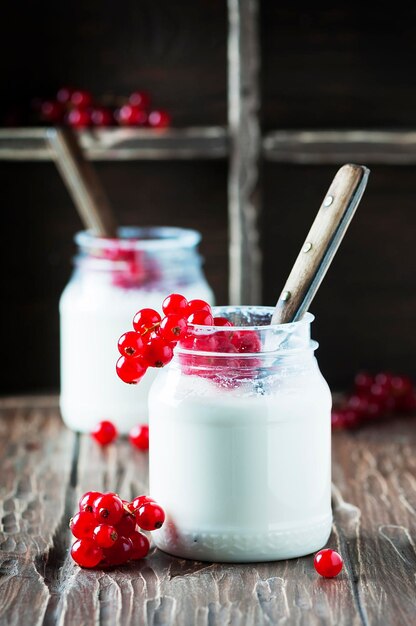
143, 337, 174, 368
91, 420, 118, 445
93, 493, 124, 525
129, 91, 150, 109
116, 355, 147, 384
79, 491, 102, 513
188, 310, 214, 326
70, 90, 93, 108
40, 100, 64, 123
369, 383, 394, 413
103, 536, 133, 566
93, 524, 118, 548
354, 371, 374, 394
314, 549, 343, 578
69, 511, 96, 539
116, 512, 137, 537
187, 299, 211, 316
132, 308, 161, 335
118, 331, 144, 358
162, 293, 188, 316
159, 314, 188, 342
396, 391, 416, 413
331, 409, 361, 429
130, 531, 150, 559
116, 104, 147, 126
231, 330, 261, 353
130, 495, 155, 513
148, 110, 171, 128
129, 424, 149, 450
214, 317, 233, 327
67, 107, 91, 128
91, 107, 114, 127
71, 538, 103, 568
135, 501, 165, 531
374, 372, 394, 390
390, 375, 413, 398
57, 86, 73, 104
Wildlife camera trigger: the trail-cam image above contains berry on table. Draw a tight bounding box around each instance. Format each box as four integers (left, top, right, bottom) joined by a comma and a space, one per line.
93, 493, 124, 525
143, 337, 174, 368
132, 308, 161, 335
159, 314, 188, 342
40, 100, 64, 123
91, 107, 114, 127
93, 524, 119, 548
116, 511, 137, 537
129, 91, 150, 109
135, 501, 165, 531
118, 331, 144, 358
71, 538, 103, 568
91, 420, 118, 445
116, 356, 147, 384
69, 510, 96, 539
354, 371, 374, 394
162, 293, 188, 316
70, 90, 93, 109
57, 86, 74, 104
314, 549, 343, 578
129, 424, 149, 451
116, 104, 147, 126
79, 491, 102, 513
148, 110, 171, 128
130, 531, 150, 559
67, 107, 91, 128
103, 536, 133, 566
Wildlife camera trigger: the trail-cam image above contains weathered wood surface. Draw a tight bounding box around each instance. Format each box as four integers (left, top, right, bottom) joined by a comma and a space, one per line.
0, 396, 415, 626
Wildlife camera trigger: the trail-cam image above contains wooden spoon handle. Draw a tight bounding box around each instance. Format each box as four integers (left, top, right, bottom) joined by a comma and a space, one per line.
47, 127, 117, 237
271, 163, 370, 325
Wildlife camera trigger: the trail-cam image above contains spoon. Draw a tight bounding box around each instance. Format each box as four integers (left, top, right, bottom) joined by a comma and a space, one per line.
272, 163, 370, 325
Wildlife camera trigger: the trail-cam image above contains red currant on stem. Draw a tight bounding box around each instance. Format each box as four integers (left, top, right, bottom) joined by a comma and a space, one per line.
40, 100, 64, 123
67, 108, 91, 128
103, 536, 133, 566
143, 337, 174, 368
79, 490, 102, 513
70, 90, 93, 108
187, 299, 211, 316
314, 549, 343, 578
91, 107, 114, 127
118, 331, 144, 358
214, 317, 233, 327
148, 110, 171, 128
116, 356, 147, 384
135, 501, 165, 531
116, 511, 137, 537
69, 511, 96, 539
130, 495, 155, 513
91, 420, 118, 445
159, 314, 188, 342
71, 538, 103, 568
93, 524, 118, 548
116, 104, 147, 126
129, 91, 150, 109
57, 86, 73, 104
354, 371, 374, 394
129, 424, 149, 451
162, 293, 188, 316
130, 531, 150, 559
93, 493, 124, 525
188, 310, 214, 326
133, 308, 161, 335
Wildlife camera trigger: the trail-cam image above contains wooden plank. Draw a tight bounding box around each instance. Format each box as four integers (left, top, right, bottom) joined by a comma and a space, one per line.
227, 0, 262, 305
0, 127, 228, 161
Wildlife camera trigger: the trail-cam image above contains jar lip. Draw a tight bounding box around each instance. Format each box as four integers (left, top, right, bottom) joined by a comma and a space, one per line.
175, 340, 319, 360
75, 226, 201, 251
190, 306, 315, 332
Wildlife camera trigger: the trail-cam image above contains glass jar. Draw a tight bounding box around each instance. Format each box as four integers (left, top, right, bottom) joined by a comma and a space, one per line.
60, 226, 214, 433
149, 306, 332, 563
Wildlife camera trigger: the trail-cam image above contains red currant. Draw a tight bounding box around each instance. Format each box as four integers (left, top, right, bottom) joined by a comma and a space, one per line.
331, 409, 361, 429
135, 501, 165, 531
71, 538, 103, 568
314, 549, 343, 578
214, 317, 233, 327
70, 90, 93, 109
130, 531, 150, 559
159, 314, 188, 342
93, 493, 124, 525
79, 491, 102, 513
148, 110, 171, 128
129, 424, 149, 451
91, 107, 114, 127
40, 100, 64, 123
231, 330, 261, 353
116, 356, 147, 384
116, 104, 147, 126
116, 512, 137, 537
129, 91, 150, 109
187, 299, 211, 316
132, 308, 161, 335
118, 331, 144, 358
57, 86, 74, 104
67, 107, 91, 128
93, 524, 118, 548
91, 420, 118, 445
143, 337, 174, 368
162, 293, 188, 316
390, 375, 413, 398
69, 511, 96, 539
354, 371, 374, 394
130, 495, 155, 513
103, 536, 133, 566
188, 310, 214, 326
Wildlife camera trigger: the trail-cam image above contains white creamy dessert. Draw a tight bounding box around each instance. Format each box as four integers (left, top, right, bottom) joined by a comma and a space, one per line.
149, 307, 332, 562
60, 228, 214, 433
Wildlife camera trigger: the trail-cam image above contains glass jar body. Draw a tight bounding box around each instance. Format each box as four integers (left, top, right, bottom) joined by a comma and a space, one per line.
149, 309, 332, 562
59, 227, 214, 433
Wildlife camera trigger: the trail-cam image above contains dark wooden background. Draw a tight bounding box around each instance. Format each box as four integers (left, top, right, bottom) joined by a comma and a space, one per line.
1, 3, 416, 393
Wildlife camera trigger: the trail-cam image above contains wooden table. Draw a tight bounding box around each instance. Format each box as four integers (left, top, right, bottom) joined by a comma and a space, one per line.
0, 396, 415, 626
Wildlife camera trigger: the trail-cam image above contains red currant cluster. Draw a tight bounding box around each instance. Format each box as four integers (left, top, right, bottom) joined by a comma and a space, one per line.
34, 87, 170, 129
70, 491, 164, 568
332, 371, 416, 430
116, 293, 262, 384
91, 420, 149, 451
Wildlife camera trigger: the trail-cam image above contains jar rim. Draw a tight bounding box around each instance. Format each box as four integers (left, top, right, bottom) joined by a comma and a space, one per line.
75, 226, 201, 252
190, 306, 315, 332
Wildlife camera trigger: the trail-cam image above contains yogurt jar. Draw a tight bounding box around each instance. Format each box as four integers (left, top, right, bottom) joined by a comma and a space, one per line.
60, 227, 214, 433
149, 306, 332, 562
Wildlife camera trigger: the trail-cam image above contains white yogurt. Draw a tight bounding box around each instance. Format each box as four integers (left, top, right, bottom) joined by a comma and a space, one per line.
149, 308, 332, 562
